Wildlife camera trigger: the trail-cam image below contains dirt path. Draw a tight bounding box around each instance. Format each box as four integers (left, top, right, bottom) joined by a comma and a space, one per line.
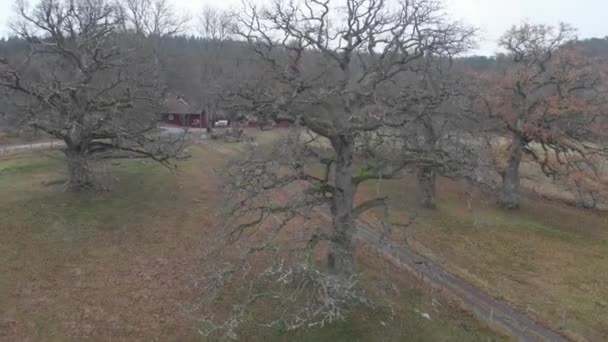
354, 221, 567, 341
0, 141, 64, 154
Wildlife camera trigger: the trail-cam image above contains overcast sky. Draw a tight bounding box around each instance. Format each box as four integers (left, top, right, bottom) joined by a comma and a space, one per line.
0, 0, 606, 55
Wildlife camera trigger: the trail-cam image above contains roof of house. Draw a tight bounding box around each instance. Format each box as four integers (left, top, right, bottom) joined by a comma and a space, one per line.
163, 95, 192, 114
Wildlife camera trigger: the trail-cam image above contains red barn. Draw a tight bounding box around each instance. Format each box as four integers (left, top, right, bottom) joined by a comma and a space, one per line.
161, 96, 207, 128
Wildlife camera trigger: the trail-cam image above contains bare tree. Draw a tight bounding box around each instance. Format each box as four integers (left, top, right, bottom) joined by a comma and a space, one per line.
118, 0, 188, 37
479, 22, 605, 208
199, 6, 233, 42
118, 0, 189, 103
223, 0, 476, 278
0, 0, 186, 190
389, 57, 483, 209
197, 6, 237, 133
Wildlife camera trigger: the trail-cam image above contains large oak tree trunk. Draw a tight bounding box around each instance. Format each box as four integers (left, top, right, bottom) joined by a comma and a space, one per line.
65, 149, 94, 190
206, 111, 213, 133
498, 134, 524, 209
328, 136, 356, 278
416, 167, 436, 208
416, 121, 437, 208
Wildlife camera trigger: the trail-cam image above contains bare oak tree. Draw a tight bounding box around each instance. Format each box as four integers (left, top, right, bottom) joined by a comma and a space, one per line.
0, 0, 186, 190
390, 57, 481, 209
479, 23, 605, 208
225, 0, 475, 277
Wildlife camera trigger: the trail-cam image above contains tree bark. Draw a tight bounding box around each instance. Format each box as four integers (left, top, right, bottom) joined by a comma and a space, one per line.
206, 110, 213, 133
416, 121, 437, 209
416, 167, 436, 208
65, 149, 95, 190
498, 133, 524, 209
328, 136, 356, 278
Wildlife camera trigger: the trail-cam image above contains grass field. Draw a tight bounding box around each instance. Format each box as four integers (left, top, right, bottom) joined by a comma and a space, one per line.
0, 141, 504, 341
358, 175, 608, 341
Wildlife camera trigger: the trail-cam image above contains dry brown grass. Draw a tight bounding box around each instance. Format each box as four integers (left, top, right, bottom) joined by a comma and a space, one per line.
358, 175, 608, 341
0, 140, 504, 341
0, 146, 224, 340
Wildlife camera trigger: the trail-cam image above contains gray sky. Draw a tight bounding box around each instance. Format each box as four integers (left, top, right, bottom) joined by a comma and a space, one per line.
1, 0, 606, 55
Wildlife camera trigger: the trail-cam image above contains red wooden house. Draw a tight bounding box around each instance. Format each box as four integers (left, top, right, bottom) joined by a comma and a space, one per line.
161, 96, 207, 129
160, 95, 291, 130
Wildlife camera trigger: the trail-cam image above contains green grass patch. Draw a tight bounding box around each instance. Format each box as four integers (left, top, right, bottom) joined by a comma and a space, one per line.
1, 158, 178, 241
441, 203, 593, 243
0, 158, 58, 175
